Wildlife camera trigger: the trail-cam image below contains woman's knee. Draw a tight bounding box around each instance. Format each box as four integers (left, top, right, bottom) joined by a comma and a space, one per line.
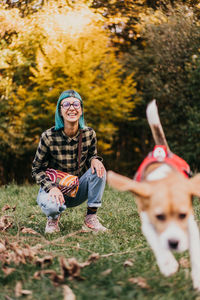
92, 169, 106, 184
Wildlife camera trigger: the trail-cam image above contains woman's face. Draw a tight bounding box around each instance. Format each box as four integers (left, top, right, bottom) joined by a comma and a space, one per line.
60, 97, 82, 125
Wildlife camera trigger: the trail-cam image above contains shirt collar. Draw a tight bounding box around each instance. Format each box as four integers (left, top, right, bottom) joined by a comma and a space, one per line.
61, 128, 81, 142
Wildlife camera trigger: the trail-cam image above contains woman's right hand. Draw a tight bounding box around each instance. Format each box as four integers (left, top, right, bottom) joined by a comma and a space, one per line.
48, 187, 65, 205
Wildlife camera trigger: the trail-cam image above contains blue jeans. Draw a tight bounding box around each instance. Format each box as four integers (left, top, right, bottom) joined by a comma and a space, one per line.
36, 168, 106, 219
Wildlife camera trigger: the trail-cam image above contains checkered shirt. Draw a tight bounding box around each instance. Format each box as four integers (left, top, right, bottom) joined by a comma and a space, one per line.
32, 126, 102, 193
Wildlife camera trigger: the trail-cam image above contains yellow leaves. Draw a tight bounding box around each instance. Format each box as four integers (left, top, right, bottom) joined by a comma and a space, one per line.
138, 9, 168, 32
0, 8, 23, 38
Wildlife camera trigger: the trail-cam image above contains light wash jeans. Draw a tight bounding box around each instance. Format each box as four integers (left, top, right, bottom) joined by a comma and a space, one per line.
36, 168, 106, 220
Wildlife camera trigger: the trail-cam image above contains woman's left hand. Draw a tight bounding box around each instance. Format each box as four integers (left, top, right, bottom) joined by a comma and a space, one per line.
91, 158, 105, 178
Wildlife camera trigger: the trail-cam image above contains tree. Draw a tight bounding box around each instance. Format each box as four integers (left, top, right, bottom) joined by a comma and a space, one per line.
0, 1, 138, 183
124, 6, 200, 171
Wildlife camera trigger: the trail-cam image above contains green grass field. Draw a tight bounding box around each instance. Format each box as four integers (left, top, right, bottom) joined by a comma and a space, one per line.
0, 184, 200, 300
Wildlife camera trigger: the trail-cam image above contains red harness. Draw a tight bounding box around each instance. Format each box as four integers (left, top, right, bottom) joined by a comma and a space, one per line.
134, 145, 191, 182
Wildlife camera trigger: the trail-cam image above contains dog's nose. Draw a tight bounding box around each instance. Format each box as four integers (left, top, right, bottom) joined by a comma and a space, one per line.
168, 239, 179, 250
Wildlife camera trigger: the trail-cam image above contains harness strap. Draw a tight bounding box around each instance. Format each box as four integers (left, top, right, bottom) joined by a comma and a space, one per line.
78, 130, 82, 177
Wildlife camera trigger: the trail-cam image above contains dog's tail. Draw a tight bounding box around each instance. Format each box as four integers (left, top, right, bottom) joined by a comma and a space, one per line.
146, 99, 170, 150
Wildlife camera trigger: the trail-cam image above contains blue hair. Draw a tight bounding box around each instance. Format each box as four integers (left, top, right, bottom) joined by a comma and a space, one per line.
55, 90, 85, 130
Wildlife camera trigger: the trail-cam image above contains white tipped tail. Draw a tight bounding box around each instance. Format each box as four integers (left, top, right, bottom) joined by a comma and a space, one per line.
146, 100, 169, 150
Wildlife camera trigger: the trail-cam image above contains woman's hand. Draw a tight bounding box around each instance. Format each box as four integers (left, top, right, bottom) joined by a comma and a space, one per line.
91, 158, 106, 178
48, 187, 65, 205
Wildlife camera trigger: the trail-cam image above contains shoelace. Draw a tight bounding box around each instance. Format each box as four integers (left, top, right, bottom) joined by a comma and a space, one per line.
48, 219, 58, 227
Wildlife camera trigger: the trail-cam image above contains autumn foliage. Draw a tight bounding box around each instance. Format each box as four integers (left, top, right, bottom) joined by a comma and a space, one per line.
0, 0, 200, 183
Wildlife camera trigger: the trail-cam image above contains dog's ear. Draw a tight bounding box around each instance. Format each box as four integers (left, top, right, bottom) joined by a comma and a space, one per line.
107, 171, 152, 198
189, 174, 200, 197
189, 174, 200, 198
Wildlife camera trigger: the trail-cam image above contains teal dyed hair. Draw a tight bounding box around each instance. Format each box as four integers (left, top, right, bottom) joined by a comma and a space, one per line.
55, 90, 85, 130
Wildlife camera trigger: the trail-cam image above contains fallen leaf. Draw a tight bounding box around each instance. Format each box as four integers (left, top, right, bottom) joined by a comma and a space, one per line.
21, 227, 39, 235
128, 277, 150, 289
0, 216, 13, 231
101, 268, 112, 276
35, 255, 53, 268
15, 281, 22, 297
79, 253, 100, 267
60, 257, 81, 279
123, 259, 134, 267
179, 257, 190, 268
33, 270, 63, 285
2, 205, 11, 211
1, 204, 16, 212
21, 290, 32, 295
2, 267, 16, 276
63, 285, 76, 300
0, 242, 6, 252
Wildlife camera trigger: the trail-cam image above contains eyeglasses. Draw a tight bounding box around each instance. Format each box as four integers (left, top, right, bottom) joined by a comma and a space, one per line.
61, 100, 81, 110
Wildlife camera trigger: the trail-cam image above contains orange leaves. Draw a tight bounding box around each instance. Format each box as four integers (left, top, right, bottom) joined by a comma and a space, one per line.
0, 239, 39, 267
34, 253, 100, 285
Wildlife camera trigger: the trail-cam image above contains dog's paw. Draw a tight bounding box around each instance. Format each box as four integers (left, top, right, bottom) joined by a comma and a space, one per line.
157, 252, 179, 277
192, 268, 200, 291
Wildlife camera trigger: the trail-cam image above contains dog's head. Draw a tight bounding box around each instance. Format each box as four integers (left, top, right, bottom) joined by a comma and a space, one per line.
107, 171, 200, 252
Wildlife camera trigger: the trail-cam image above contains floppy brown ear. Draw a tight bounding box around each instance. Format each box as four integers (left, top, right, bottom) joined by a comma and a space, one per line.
107, 171, 152, 198
189, 174, 200, 198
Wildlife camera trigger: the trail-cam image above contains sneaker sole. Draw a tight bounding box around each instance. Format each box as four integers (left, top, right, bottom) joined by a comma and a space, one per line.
81, 225, 100, 234
81, 224, 108, 233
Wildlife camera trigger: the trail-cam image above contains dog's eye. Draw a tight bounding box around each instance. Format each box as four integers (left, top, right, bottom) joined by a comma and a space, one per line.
156, 214, 166, 221
179, 213, 187, 219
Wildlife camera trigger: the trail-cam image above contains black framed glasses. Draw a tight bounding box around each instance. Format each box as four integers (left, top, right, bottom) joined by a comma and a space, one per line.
61, 100, 81, 110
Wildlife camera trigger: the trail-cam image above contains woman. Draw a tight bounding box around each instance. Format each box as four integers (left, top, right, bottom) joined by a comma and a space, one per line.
32, 90, 107, 234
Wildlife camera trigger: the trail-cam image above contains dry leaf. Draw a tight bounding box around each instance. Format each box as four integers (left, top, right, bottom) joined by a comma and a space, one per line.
15, 281, 22, 297
0, 242, 6, 252
2, 205, 11, 211
2, 267, 16, 276
63, 285, 76, 300
1, 204, 16, 212
0, 216, 13, 231
128, 277, 150, 289
21, 290, 32, 295
21, 227, 39, 235
33, 270, 63, 285
101, 268, 112, 276
60, 257, 81, 279
179, 257, 190, 268
123, 259, 134, 267
79, 253, 100, 267
35, 255, 53, 268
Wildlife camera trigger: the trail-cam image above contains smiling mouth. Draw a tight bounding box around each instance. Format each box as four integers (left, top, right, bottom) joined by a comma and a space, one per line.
67, 112, 77, 117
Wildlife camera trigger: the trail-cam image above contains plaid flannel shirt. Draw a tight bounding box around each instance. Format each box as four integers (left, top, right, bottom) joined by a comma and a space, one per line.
32, 126, 102, 193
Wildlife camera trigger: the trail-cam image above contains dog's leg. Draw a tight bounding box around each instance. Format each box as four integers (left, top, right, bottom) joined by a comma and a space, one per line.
188, 214, 200, 290
140, 212, 178, 276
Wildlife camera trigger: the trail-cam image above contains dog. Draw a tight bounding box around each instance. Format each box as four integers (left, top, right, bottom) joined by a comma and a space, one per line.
107, 100, 200, 290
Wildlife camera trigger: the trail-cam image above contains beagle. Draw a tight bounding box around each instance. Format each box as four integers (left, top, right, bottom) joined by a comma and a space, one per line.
107, 100, 200, 290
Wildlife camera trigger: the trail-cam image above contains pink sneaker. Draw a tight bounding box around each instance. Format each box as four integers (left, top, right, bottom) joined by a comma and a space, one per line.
83, 214, 108, 232
45, 218, 60, 234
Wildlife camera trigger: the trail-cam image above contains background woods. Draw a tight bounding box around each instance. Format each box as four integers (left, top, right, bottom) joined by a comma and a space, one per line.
0, 0, 200, 184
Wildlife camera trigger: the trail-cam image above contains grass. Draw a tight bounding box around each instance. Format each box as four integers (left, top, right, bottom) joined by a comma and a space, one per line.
0, 184, 200, 300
